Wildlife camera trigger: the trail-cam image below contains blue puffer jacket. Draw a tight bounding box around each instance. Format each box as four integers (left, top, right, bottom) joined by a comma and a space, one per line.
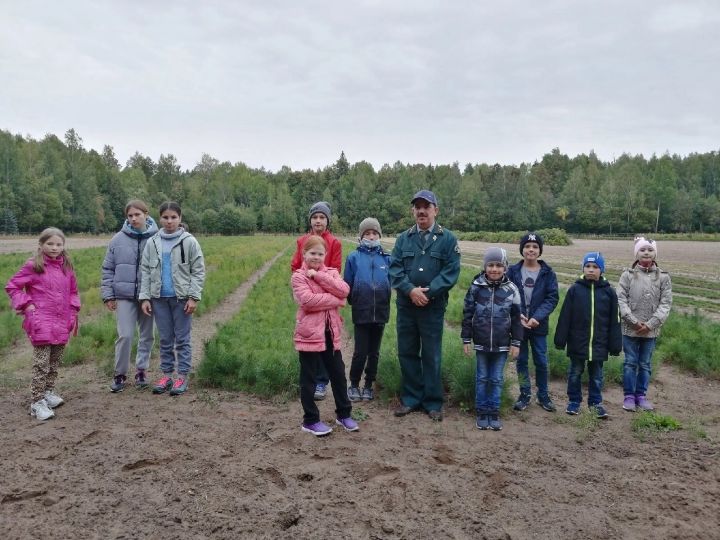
461, 272, 523, 352
101, 217, 159, 301
506, 260, 559, 337
343, 244, 391, 325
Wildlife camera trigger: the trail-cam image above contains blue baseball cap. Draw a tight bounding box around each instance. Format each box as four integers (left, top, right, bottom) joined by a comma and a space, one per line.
411, 190, 438, 206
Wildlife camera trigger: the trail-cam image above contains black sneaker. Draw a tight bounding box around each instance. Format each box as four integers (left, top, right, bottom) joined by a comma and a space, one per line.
135, 369, 149, 389
361, 386, 374, 401
513, 394, 531, 411
593, 404, 609, 419
110, 375, 127, 393
347, 386, 361, 401
489, 414, 503, 431
537, 397, 557, 412
476, 414, 490, 430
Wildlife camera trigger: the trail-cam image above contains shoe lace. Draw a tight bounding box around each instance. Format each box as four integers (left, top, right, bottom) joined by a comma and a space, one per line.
172, 378, 185, 389
156, 376, 171, 386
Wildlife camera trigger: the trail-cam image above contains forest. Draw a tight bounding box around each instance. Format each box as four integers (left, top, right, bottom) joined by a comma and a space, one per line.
1, 128, 719, 235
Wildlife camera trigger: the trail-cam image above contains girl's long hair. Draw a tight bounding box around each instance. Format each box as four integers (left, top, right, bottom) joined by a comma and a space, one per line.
33, 227, 74, 273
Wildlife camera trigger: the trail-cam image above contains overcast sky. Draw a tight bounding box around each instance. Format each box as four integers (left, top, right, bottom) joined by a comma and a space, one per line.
2, 1, 719, 171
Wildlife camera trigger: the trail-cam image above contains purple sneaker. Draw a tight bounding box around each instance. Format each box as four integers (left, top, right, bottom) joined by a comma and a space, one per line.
622, 395, 636, 412
336, 417, 359, 432
301, 421, 332, 436
636, 395, 654, 411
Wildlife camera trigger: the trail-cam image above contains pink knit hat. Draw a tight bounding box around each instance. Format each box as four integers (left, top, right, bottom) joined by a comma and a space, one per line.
633, 237, 657, 260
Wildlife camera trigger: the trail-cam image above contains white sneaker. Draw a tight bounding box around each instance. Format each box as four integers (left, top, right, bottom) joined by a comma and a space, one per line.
30, 399, 55, 421
44, 390, 64, 409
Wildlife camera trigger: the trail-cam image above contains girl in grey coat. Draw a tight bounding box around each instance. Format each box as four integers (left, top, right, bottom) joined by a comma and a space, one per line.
101, 200, 159, 392
617, 237, 672, 412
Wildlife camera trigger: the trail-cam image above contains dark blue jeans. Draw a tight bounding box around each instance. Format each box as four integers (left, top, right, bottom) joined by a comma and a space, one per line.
516, 334, 549, 399
623, 335, 656, 396
152, 297, 193, 375
567, 357, 604, 406
475, 351, 507, 413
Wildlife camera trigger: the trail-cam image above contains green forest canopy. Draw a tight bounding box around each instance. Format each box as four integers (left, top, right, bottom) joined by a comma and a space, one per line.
1, 128, 719, 235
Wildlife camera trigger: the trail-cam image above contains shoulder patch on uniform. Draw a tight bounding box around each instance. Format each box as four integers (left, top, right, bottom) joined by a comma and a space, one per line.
454, 244, 461, 254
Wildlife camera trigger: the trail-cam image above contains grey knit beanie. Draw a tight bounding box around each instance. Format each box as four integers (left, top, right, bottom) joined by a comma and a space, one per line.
309, 201, 331, 226
358, 217, 382, 239
484, 247, 508, 269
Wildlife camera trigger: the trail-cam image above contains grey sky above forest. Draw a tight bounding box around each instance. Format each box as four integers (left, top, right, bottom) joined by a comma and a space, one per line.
2, 0, 719, 171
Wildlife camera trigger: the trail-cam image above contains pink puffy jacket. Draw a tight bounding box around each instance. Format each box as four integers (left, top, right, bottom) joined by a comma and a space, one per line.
291, 264, 349, 352
5, 255, 81, 346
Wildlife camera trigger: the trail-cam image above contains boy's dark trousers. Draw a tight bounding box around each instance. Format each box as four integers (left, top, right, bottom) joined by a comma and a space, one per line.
299, 329, 352, 425
567, 357, 605, 406
349, 323, 385, 387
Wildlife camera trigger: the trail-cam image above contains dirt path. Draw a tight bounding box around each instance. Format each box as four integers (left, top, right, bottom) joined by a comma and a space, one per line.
1, 248, 719, 539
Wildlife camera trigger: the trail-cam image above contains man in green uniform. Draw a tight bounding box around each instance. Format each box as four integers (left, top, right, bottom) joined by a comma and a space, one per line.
389, 190, 461, 421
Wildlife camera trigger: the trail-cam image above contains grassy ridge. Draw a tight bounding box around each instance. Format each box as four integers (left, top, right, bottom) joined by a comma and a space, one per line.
66, 236, 292, 367
197, 250, 298, 398
0, 236, 293, 367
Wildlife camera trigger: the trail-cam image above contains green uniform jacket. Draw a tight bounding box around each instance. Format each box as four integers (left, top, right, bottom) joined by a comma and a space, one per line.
389, 223, 461, 309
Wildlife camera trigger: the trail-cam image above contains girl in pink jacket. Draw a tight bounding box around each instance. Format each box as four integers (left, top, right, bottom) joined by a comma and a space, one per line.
5, 228, 81, 421
291, 235, 358, 436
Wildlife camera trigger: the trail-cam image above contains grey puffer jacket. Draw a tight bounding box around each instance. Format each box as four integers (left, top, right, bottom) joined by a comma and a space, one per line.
139, 230, 205, 301
617, 262, 672, 338
101, 217, 159, 301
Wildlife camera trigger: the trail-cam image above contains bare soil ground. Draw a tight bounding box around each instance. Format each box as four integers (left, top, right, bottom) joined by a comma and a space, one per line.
1, 238, 719, 539
454, 239, 719, 282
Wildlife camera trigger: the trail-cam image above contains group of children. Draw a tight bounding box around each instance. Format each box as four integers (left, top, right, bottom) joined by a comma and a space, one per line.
6, 200, 671, 435
6, 200, 205, 421
463, 233, 672, 430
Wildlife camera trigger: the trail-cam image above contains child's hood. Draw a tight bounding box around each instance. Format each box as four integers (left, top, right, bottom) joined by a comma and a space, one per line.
121, 216, 159, 239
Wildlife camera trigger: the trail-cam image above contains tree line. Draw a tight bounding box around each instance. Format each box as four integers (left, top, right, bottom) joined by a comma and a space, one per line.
1, 128, 719, 235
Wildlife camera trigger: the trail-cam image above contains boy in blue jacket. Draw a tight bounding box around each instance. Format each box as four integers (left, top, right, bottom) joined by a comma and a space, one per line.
344, 218, 391, 401
462, 247, 523, 431
554, 252, 622, 418
507, 232, 559, 412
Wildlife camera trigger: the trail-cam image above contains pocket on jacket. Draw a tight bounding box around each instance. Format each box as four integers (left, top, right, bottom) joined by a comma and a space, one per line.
429, 250, 446, 271
67, 311, 78, 332
22, 310, 35, 334
295, 320, 320, 340
402, 251, 415, 272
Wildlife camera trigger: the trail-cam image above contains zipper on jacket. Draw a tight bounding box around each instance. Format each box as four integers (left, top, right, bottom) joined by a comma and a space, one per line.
490, 285, 495, 349
371, 251, 376, 323
134, 236, 142, 299
589, 281, 595, 363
